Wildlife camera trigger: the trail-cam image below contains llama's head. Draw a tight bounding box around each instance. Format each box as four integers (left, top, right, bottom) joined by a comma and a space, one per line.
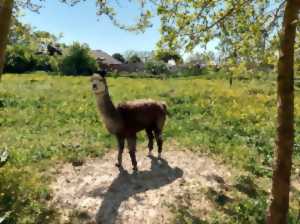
90, 73, 107, 95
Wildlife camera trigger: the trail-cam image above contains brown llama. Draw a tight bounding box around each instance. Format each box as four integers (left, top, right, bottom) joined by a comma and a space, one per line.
90, 73, 167, 171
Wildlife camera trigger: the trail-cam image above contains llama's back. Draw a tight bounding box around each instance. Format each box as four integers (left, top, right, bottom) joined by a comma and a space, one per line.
117, 99, 167, 133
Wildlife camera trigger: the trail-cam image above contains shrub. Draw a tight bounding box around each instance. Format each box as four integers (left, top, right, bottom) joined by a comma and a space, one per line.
31, 54, 61, 73
176, 64, 205, 76
144, 60, 168, 75
0, 166, 58, 224
31, 54, 52, 71
4, 44, 61, 73
127, 54, 142, 64
4, 45, 35, 73
49, 56, 60, 73
59, 42, 97, 75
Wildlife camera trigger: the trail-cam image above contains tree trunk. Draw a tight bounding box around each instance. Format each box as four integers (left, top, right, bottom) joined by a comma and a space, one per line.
267, 1, 300, 223
0, 0, 14, 81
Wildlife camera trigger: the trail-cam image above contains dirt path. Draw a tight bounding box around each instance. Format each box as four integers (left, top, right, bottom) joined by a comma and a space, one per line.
51, 147, 232, 224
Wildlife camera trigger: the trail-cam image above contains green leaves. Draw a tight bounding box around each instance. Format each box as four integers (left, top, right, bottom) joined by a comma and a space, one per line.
154, 49, 182, 63
59, 42, 97, 75
156, 0, 284, 72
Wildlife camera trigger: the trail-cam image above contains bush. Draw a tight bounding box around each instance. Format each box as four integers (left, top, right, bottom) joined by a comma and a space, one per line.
0, 166, 58, 224
4, 44, 61, 73
144, 60, 168, 75
59, 42, 97, 75
127, 54, 142, 64
4, 45, 35, 73
175, 64, 206, 76
31, 54, 52, 71
49, 56, 60, 73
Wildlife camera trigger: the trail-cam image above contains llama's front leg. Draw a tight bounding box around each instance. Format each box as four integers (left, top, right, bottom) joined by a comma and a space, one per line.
127, 136, 138, 171
115, 136, 125, 168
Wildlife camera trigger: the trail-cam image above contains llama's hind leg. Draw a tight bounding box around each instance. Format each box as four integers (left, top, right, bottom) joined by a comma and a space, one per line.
116, 135, 125, 169
146, 128, 154, 157
154, 129, 163, 160
127, 136, 138, 171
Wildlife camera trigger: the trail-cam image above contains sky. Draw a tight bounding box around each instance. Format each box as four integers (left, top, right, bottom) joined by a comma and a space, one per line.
20, 1, 161, 55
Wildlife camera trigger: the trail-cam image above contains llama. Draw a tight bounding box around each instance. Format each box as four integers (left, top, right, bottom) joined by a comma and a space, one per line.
90, 73, 167, 171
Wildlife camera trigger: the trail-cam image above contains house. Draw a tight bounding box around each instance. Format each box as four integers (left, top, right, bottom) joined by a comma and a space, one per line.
91, 49, 147, 73
91, 49, 123, 70
116, 62, 145, 73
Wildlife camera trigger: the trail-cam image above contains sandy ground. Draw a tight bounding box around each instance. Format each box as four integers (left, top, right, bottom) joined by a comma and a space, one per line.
51, 147, 232, 224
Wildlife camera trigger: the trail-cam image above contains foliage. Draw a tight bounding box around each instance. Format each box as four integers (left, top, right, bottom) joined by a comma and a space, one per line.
170, 174, 299, 224
32, 55, 51, 71
124, 50, 153, 63
8, 18, 32, 46
5, 15, 62, 73
0, 166, 59, 224
59, 42, 97, 75
144, 60, 168, 75
9, 17, 59, 50
48, 56, 60, 73
174, 64, 206, 77
294, 33, 300, 73
4, 44, 35, 73
154, 49, 182, 64
4, 44, 59, 73
127, 54, 142, 64
186, 52, 217, 65
169, 204, 209, 224
5, 16, 99, 75
155, 0, 284, 77
224, 195, 268, 223
112, 53, 126, 63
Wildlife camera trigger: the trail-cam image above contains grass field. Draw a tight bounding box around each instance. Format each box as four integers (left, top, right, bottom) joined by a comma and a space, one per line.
1, 73, 300, 223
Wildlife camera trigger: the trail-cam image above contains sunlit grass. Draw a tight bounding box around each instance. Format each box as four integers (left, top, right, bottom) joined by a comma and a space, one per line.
1, 73, 300, 223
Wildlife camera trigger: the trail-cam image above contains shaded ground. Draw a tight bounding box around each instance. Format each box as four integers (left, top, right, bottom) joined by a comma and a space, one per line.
51, 148, 232, 224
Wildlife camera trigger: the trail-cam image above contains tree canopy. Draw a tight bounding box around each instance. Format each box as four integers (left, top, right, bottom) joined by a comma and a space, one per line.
112, 53, 126, 63
128, 54, 142, 63
124, 50, 154, 63
154, 1, 285, 73
154, 49, 182, 64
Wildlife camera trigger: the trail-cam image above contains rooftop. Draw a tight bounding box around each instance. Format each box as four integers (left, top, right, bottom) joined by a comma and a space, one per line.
91, 50, 122, 65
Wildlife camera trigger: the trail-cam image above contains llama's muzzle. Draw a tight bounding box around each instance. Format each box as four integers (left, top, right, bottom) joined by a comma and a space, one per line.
92, 84, 97, 90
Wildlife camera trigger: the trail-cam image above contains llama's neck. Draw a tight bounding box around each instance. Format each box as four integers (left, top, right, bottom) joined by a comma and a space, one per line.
95, 92, 123, 134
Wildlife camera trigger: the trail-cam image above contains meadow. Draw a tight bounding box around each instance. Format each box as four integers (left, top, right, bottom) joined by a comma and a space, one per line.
1, 73, 300, 223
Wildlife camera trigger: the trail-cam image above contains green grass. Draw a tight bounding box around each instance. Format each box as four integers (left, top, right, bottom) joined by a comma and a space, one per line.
1, 73, 300, 223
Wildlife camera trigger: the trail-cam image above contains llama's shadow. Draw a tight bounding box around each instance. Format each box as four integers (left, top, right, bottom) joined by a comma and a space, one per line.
89, 155, 183, 224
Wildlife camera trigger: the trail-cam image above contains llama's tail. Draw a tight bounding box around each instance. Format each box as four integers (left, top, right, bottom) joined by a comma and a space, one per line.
162, 102, 171, 117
